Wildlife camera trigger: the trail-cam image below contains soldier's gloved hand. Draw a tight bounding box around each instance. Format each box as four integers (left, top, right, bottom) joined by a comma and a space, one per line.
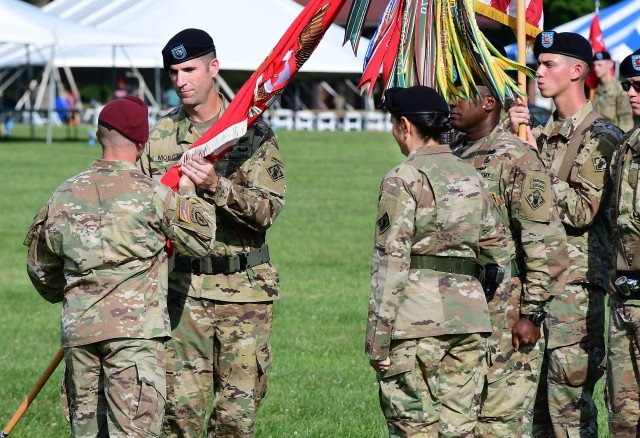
511, 317, 541, 352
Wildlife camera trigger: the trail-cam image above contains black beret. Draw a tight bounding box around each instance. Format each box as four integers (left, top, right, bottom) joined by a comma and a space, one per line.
534, 31, 593, 67
620, 48, 640, 78
593, 51, 612, 61
383, 85, 449, 116
162, 28, 216, 70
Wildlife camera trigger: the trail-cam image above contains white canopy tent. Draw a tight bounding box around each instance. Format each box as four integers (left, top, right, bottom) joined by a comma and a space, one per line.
0, 0, 156, 143
13, 0, 369, 74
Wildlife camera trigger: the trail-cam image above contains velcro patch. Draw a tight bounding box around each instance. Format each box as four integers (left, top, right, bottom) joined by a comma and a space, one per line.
193, 210, 209, 226
179, 197, 191, 223
377, 212, 390, 234
530, 178, 547, 191
267, 163, 284, 181
526, 190, 546, 210
592, 156, 607, 172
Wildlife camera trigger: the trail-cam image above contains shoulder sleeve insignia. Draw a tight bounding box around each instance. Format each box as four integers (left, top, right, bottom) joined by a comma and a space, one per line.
178, 197, 191, 223
525, 190, 546, 210
592, 155, 608, 172
267, 163, 285, 181
530, 178, 547, 191
377, 212, 390, 234
192, 209, 209, 226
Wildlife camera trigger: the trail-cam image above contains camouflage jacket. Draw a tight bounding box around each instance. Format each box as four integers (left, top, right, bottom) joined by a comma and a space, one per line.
612, 124, 640, 305
532, 102, 623, 291
24, 160, 216, 348
140, 95, 285, 302
592, 80, 634, 133
366, 144, 511, 360
452, 120, 569, 318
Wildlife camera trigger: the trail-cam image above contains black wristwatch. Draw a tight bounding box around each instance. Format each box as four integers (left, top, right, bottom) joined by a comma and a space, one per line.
523, 311, 546, 327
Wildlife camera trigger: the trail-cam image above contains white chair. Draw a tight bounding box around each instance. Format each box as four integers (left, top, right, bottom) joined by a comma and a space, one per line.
316, 111, 337, 131
271, 108, 294, 130
294, 110, 315, 131
363, 111, 385, 132
342, 111, 363, 131
384, 112, 393, 132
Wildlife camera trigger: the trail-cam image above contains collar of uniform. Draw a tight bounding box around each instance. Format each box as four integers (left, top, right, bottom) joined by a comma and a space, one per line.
541, 101, 594, 140
176, 93, 230, 145
414, 144, 451, 155
91, 159, 137, 170
627, 127, 640, 154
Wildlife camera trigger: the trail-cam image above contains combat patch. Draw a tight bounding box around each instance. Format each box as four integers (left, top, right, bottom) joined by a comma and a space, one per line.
592, 156, 608, 172
193, 210, 209, 227
578, 142, 614, 190
377, 212, 390, 234
179, 197, 191, 223
267, 163, 285, 182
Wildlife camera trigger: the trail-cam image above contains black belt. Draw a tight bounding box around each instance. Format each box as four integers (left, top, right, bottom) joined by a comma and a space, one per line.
174, 245, 270, 275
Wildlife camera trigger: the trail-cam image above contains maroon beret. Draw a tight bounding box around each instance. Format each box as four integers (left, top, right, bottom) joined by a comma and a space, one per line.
98, 96, 149, 143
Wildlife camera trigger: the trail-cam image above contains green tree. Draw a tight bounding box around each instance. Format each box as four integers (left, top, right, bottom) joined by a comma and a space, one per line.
544, 0, 623, 29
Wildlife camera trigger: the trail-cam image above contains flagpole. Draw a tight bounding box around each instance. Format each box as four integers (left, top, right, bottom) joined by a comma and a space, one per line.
517, 0, 527, 140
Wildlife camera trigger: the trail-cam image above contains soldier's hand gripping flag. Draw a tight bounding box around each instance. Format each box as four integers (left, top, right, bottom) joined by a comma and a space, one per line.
161, 0, 348, 191
343, 0, 535, 105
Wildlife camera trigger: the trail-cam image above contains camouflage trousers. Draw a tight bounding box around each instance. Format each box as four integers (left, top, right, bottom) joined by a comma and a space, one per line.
62, 338, 166, 438
476, 276, 545, 437
475, 325, 545, 437
377, 333, 488, 437
162, 292, 272, 438
532, 284, 605, 438
606, 297, 640, 436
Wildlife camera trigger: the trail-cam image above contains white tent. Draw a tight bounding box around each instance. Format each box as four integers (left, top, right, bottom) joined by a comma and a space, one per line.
506, 0, 640, 64
22, 0, 368, 73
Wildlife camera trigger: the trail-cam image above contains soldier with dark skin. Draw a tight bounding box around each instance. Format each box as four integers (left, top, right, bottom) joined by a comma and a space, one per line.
450, 40, 569, 435
138, 28, 285, 437
24, 97, 216, 437
609, 47, 640, 436
367, 85, 510, 437
509, 31, 624, 437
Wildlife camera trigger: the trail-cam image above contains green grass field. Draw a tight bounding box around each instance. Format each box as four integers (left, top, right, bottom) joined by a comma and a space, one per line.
0, 124, 608, 437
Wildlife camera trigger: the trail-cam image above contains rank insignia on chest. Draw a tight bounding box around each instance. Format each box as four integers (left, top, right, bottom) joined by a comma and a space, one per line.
526, 190, 546, 210
179, 198, 191, 223
267, 163, 284, 181
592, 156, 608, 172
377, 212, 390, 234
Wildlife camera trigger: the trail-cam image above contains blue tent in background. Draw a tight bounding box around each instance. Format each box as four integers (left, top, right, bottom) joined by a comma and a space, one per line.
506, 0, 640, 63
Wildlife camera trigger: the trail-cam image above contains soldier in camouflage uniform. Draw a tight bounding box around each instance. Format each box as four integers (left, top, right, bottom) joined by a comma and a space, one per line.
24, 96, 217, 438
509, 31, 624, 437
367, 85, 510, 437
592, 51, 634, 133
138, 29, 285, 437
608, 47, 640, 436
450, 45, 569, 434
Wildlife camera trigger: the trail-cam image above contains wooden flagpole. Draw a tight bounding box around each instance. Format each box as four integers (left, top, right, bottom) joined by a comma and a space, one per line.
517, 0, 527, 140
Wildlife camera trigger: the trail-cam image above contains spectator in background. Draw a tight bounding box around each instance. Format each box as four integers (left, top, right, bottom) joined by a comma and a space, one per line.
592, 50, 634, 132
113, 77, 128, 100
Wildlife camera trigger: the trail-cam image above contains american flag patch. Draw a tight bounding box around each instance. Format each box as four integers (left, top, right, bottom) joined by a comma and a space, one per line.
179, 198, 191, 223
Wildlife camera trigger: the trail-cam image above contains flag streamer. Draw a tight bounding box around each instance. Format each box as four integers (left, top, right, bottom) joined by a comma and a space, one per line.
344, 0, 536, 104
161, 0, 348, 191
